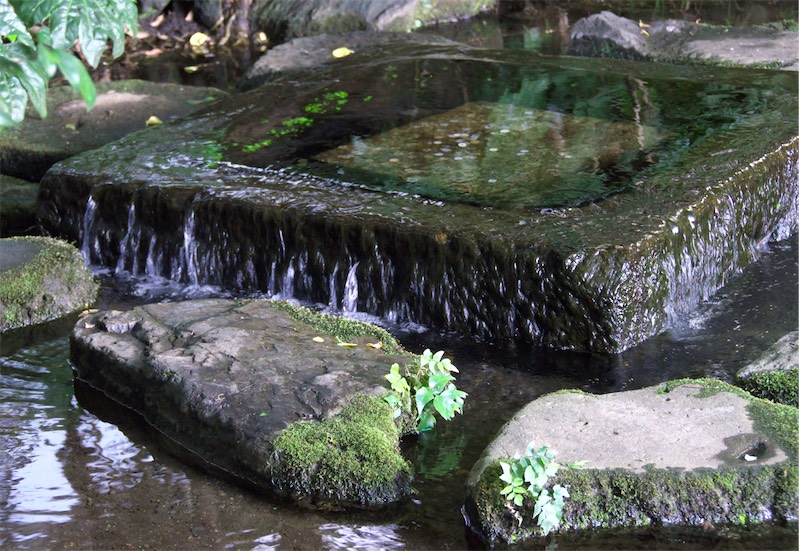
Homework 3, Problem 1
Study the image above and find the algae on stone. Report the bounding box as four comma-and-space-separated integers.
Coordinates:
0, 236, 97, 332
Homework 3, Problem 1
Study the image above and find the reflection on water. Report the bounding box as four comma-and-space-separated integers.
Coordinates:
0, 238, 796, 549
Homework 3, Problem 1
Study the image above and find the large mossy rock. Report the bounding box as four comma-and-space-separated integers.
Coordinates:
0, 80, 227, 182
70, 298, 414, 509
737, 331, 799, 407
464, 380, 798, 546
0, 236, 97, 332
38, 45, 798, 353
252, 0, 494, 42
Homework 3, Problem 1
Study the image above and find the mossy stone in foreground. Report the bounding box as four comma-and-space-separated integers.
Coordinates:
0, 236, 97, 332
464, 379, 798, 547
271, 394, 412, 509
70, 298, 414, 509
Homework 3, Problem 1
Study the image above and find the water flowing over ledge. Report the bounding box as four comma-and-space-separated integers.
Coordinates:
38, 46, 798, 353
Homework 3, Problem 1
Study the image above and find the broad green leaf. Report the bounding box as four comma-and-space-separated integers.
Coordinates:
416, 411, 435, 432
0, 0, 34, 48
415, 386, 434, 414
0, 70, 28, 125
46, 46, 96, 109
12, 0, 137, 68
0, 45, 47, 118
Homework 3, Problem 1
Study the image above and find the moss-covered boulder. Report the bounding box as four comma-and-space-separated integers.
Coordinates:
464, 379, 798, 547
736, 331, 798, 407
70, 298, 414, 509
0, 236, 97, 332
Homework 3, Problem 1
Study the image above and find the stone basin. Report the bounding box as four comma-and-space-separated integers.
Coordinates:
38, 44, 798, 353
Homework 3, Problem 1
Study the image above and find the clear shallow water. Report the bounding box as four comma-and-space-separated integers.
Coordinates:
0, 238, 796, 550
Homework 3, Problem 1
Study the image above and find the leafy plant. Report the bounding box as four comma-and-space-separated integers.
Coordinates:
384, 349, 467, 432
0, 0, 138, 128
499, 442, 586, 535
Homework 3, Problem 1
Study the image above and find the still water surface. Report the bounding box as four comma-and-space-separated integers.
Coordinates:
1, 239, 796, 549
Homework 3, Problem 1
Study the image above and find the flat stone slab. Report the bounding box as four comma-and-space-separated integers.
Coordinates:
0, 236, 97, 332
0, 174, 38, 236
464, 380, 799, 546
70, 298, 414, 509
38, 44, 798, 353
0, 80, 227, 182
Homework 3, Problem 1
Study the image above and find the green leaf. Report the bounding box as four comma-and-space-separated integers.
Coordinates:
416, 411, 436, 432
415, 386, 435, 414
12, 0, 137, 68
44, 46, 96, 109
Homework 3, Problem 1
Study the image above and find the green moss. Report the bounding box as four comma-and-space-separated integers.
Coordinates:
270, 394, 412, 509
0, 236, 97, 331
740, 369, 799, 408
266, 299, 408, 355
470, 458, 798, 545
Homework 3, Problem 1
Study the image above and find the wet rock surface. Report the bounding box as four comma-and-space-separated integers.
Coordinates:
38, 45, 798, 353
464, 380, 799, 546
239, 30, 461, 90
70, 298, 413, 509
0, 80, 227, 182
0, 236, 97, 332
569, 11, 799, 69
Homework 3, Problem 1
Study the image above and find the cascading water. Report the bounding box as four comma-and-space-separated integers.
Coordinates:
80, 196, 98, 263
343, 262, 359, 313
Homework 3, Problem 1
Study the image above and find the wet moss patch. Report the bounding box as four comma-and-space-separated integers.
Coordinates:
271, 394, 412, 509
0, 236, 97, 332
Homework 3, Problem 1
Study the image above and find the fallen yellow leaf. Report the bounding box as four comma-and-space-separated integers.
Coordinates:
146, 115, 163, 127
367, 342, 383, 350
638, 19, 650, 28
312, 336, 325, 343
337, 342, 357, 348
183, 65, 199, 73
332, 47, 354, 58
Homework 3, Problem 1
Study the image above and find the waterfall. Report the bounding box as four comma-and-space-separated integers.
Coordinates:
80, 196, 97, 263
343, 262, 359, 313
182, 208, 199, 286
115, 202, 136, 275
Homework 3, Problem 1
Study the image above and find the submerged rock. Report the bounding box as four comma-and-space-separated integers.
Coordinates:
464, 380, 798, 546
737, 331, 798, 407
70, 298, 414, 509
38, 44, 798, 353
0, 236, 97, 332
569, 11, 799, 69
0, 80, 227, 182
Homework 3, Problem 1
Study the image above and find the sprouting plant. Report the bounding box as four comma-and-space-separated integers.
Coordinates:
383, 349, 467, 432
499, 442, 586, 535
